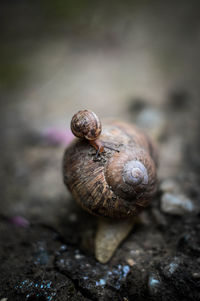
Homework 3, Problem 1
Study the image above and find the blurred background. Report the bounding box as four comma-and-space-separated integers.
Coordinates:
1, 0, 200, 124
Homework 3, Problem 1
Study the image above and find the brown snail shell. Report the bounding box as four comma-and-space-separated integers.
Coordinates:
70, 109, 102, 140
63, 120, 157, 219
63, 110, 158, 263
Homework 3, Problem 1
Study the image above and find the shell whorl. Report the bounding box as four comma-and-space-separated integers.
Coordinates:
123, 160, 148, 186
71, 109, 102, 140
105, 147, 156, 202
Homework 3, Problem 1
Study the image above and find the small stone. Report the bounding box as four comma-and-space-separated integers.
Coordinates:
192, 272, 200, 279
136, 108, 166, 140
130, 249, 141, 256
96, 278, 106, 286
161, 193, 195, 215
126, 258, 136, 266
148, 273, 161, 295
59, 245, 67, 252
160, 179, 179, 194
162, 257, 180, 277
1, 298, 8, 301
74, 254, 82, 259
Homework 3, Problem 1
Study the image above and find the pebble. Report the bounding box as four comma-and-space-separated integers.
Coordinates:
162, 257, 180, 277
192, 272, 200, 279
161, 193, 195, 215
136, 108, 166, 140
74, 254, 82, 260
160, 179, 179, 194
96, 278, 106, 286
59, 245, 67, 252
148, 273, 161, 295
126, 258, 136, 266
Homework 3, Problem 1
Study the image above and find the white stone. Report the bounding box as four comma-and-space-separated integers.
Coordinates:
160, 179, 179, 193
136, 108, 166, 140
161, 193, 195, 215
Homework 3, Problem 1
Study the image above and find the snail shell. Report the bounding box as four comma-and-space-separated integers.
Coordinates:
71, 110, 102, 140
63, 118, 158, 219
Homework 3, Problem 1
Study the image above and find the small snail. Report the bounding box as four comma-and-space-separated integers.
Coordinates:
70, 109, 118, 156
63, 110, 158, 263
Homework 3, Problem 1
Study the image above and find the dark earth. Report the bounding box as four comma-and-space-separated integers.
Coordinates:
1, 1, 200, 300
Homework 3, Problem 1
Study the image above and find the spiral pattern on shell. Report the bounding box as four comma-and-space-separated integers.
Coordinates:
63, 120, 158, 219
71, 109, 102, 140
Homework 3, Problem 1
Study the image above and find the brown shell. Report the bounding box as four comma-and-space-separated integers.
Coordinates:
70, 110, 102, 140
63, 121, 158, 219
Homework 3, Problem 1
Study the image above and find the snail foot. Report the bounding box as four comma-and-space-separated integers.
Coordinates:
95, 218, 135, 264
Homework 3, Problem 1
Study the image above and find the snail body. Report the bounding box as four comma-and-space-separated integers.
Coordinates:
63, 110, 158, 263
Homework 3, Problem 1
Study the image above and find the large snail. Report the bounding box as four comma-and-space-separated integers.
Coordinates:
63, 110, 158, 263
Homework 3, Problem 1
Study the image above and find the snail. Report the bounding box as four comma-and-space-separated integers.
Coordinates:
63, 109, 158, 263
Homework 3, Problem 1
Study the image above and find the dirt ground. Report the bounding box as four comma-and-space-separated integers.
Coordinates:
1, 1, 200, 300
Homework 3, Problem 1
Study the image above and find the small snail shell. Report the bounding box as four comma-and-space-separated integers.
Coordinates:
63, 110, 158, 262
71, 110, 102, 140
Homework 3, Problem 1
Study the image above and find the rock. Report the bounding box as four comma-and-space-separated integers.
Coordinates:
160, 179, 179, 194
136, 108, 167, 140
192, 272, 200, 279
126, 258, 136, 266
161, 257, 181, 278
148, 272, 161, 295
161, 193, 195, 215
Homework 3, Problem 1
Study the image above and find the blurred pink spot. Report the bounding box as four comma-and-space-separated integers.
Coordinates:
9, 216, 30, 228
42, 128, 74, 146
